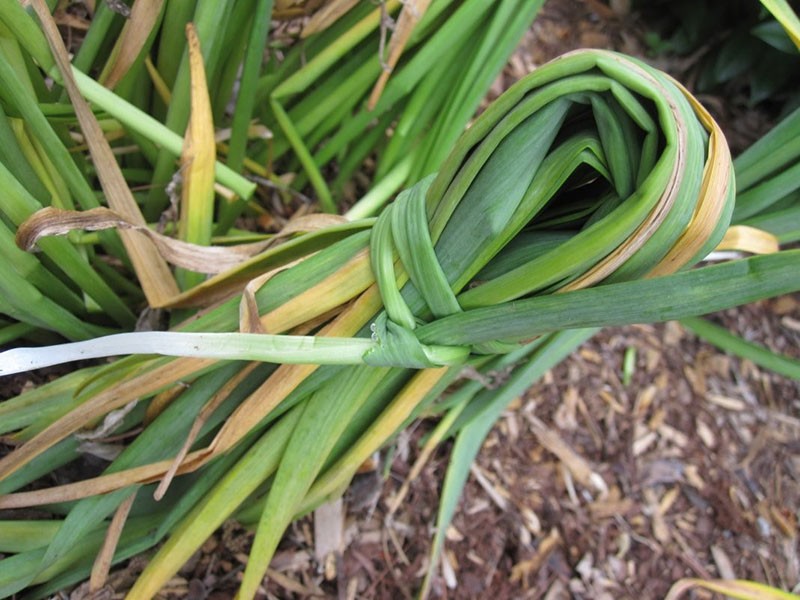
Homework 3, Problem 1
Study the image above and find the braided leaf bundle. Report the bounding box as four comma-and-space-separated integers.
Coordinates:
6, 49, 798, 599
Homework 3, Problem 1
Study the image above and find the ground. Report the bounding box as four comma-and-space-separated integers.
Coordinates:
10, 1, 800, 598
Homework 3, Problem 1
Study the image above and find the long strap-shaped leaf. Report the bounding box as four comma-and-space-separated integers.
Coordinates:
2, 248, 798, 376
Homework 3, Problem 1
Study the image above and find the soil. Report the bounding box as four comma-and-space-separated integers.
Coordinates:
8, 1, 800, 599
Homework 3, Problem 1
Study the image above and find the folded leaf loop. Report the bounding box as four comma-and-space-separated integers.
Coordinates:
362, 313, 469, 368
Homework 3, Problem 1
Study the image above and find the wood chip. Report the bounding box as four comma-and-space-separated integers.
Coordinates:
314, 498, 344, 562
773, 295, 799, 314
781, 316, 800, 333
663, 321, 685, 345
641, 458, 685, 486
519, 523, 532, 547
615, 532, 631, 559
599, 390, 626, 414
633, 385, 657, 418
543, 579, 570, 600
589, 498, 636, 520
658, 487, 680, 515
563, 464, 579, 505
442, 550, 458, 589
633, 429, 657, 456
323, 552, 336, 581
684, 365, 706, 396
521, 507, 543, 535
504, 412, 520, 442
445, 525, 464, 542
265, 569, 320, 596
579, 348, 602, 363
470, 464, 509, 511
527, 415, 607, 495
695, 418, 716, 448
706, 394, 747, 411
507, 396, 523, 411
270, 550, 312, 573
644, 489, 671, 544
345, 577, 359, 600
710, 545, 736, 580
648, 407, 667, 431
657, 423, 689, 448
554, 386, 579, 430
684, 465, 706, 490
645, 348, 661, 372
770, 506, 798, 538
466, 498, 490, 515
510, 528, 561, 585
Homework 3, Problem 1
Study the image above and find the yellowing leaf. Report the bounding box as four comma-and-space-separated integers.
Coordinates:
301, 0, 359, 37
665, 578, 800, 600
180, 22, 216, 246
143, 55, 172, 105
645, 78, 733, 278
100, 0, 166, 89
716, 225, 780, 255
178, 22, 217, 289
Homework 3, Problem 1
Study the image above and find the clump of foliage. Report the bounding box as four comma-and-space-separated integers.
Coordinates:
0, 1, 799, 599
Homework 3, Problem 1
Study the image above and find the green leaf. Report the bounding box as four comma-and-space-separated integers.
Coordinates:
680, 316, 800, 379
752, 19, 799, 53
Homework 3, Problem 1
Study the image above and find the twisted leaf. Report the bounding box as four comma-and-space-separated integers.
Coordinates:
1, 50, 774, 599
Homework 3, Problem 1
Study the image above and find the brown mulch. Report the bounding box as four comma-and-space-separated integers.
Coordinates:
9, 1, 800, 599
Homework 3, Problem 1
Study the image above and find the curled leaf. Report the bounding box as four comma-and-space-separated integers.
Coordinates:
17, 206, 348, 277
17, 206, 269, 274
